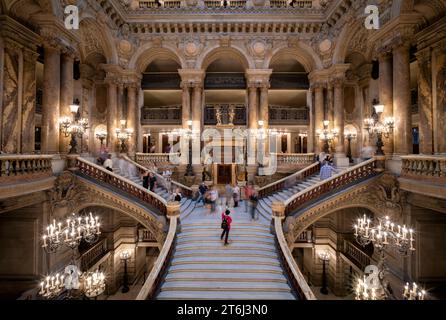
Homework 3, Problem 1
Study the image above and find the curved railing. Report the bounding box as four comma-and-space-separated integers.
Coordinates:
258, 162, 320, 198
274, 153, 315, 166
136, 215, 178, 300
401, 155, 446, 180
123, 155, 193, 198
274, 216, 316, 300
76, 157, 167, 215
135, 153, 180, 167
0, 154, 53, 182
284, 158, 377, 216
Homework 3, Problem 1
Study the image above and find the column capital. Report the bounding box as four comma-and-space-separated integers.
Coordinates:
245, 69, 272, 88
22, 47, 40, 63
178, 69, 205, 88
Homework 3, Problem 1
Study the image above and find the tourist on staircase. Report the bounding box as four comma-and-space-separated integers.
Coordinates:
142, 170, 150, 189
225, 183, 233, 207
197, 182, 208, 207
320, 160, 338, 181
103, 154, 113, 172
209, 186, 219, 214
244, 183, 254, 213
149, 172, 157, 192
249, 190, 259, 221
220, 209, 232, 245
173, 188, 182, 202
232, 183, 240, 208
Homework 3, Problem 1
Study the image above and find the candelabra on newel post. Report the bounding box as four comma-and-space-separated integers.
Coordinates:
344, 129, 357, 164
120, 251, 130, 293
316, 120, 339, 154
96, 132, 107, 148
115, 120, 133, 153
319, 250, 330, 295
185, 120, 194, 177
60, 99, 89, 154
364, 100, 395, 155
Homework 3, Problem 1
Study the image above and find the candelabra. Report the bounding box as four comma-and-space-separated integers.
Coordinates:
184, 120, 194, 177
96, 131, 107, 148
39, 273, 65, 299
120, 251, 130, 293
344, 129, 357, 164
316, 120, 339, 153
364, 100, 395, 155
83, 270, 106, 299
319, 250, 330, 295
354, 214, 415, 256
355, 274, 384, 300
42, 212, 101, 253
116, 120, 133, 153
60, 99, 89, 154
403, 282, 426, 300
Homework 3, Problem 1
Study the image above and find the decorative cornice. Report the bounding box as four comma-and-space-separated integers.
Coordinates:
0, 15, 41, 51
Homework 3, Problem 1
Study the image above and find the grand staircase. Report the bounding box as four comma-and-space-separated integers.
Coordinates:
156, 207, 296, 300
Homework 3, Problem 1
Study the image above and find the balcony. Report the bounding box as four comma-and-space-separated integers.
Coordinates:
136, 0, 314, 10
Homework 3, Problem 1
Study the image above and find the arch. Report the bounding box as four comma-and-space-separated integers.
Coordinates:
129, 44, 185, 72
78, 18, 118, 64
266, 42, 322, 72
333, 20, 365, 65
197, 45, 253, 70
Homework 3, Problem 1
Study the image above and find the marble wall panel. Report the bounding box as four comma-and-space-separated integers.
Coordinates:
21, 53, 36, 153
435, 51, 446, 153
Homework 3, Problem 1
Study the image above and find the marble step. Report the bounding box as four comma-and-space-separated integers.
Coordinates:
164, 272, 287, 283
175, 242, 276, 251
160, 281, 291, 292
176, 235, 275, 245
178, 230, 274, 239
174, 249, 277, 258
171, 256, 281, 266
168, 263, 284, 274
180, 224, 270, 232
156, 290, 295, 300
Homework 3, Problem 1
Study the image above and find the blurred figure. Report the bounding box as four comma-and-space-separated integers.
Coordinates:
149, 172, 157, 192
142, 170, 150, 189
197, 182, 208, 207
208, 185, 219, 214
320, 161, 337, 181
225, 183, 233, 207
232, 183, 240, 208
103, 154, 113, 172
249, 190, 259, 221
244, 183, 254, 213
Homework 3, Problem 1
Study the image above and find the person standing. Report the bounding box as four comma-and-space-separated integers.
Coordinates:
244, 183, 254, 213
209, 186, 219, 214
249, 190, 259, 221
197, 182, 208, 206
232, 183, 240, 208
149, 172, 157, 192
225, 183, 233, 207
103, 154, 113, 172
142, 171, 150, 189
220, 209, 232, 245
319, 161, 337, 181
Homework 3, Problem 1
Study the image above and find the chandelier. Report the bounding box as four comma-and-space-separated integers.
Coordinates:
83, 270, 106, 298
39, 273, 65, 299
115, 120, 133, 153
316, 120, 339, 153
363, 100, 395, 155
354, 214, 415, 255
42, 212, 101, 253
403, 282, 426, 300
355, 275, 385, 300
60, 100, 89, 154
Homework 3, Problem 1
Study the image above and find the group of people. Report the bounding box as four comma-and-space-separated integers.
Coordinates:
196, 183, 219, 213
318, 151, 338, 180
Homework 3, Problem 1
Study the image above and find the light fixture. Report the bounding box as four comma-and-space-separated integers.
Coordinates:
258, 120, 264, 127
344, 128, 357, 163
187, 120, 193, 127
120, 251, 131, 293
316, 120, 339, 153
318, 250, 330, 295
60, 99, 88, 154
116, 120, 133, 153
96, 132, 107, 148
364, 99, 395, 155
83, 270, 106, 299
403, 282, 426, 300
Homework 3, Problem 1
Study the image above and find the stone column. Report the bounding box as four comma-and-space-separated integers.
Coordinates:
416, 49, 434, 154
191, 84, 203, 170
0, 41, 21, 153
433, 42, 446, 154
333, 78, 349, 167
41, 45, 61, 154
379, 52, 394, 154
259, 85, 269, 128
81, 79, 93, 155
313, 84, 324, 154
247, 85, 259, 170
59, 53, 74, 153
118, 84, 125, 122
181, 82, 191, 129
127, 84, 137, 156
107, 81, 118, 153
327, 83, 334, 125
21, 49, 38, 153
393, 44, 412, 155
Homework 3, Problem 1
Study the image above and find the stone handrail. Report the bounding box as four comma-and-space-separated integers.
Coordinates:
274, 153, 315, 165
274, 216, 316, 300
0, 154, 53, 183
136, 215, 178, 300
80, 238, 108, 271
136, 153, 180, 166
258, 162, 320, 198
126, 155, 193, 197
343, 240, 370, 271
76, 157, 167, 215
284, 158, 377, 216
401, 155, 446, 180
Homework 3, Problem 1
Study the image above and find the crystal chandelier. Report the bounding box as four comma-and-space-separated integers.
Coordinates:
42, 212, 101, 253
354, 214, 415, 256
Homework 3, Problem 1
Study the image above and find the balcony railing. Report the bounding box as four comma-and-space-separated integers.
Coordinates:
136, 0, 314, 10
76, 157, 167, 215
401, 155, 446, 180
275, 153, 315, 165
136, 153, 180, 168
342, 240, 370, 270
0, 154, 53, 183
284, 158, 378, 216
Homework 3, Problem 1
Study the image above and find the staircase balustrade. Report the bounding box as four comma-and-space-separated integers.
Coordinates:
126, 154, 193, 197
284, 158, 377, 216
80, 238, 108, 271
258, 162, 320, 198
401, 155, 446, 180
76, 158, 167, 215
342, 240, 370, 271
136, 153, 179, 167
274, 153, 315, 165
136, 216, 178, 300
0, 154, 53, 183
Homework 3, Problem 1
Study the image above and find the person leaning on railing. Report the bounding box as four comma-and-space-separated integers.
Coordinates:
103, 154, 113, 172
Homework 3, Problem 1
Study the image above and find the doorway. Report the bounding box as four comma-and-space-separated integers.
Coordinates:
217, 164, 232, 185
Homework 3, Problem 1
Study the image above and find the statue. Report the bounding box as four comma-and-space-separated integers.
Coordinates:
228, 105, 235, 125
215, 106, 222, 125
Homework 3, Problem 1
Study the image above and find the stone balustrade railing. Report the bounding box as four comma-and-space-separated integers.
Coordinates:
342, 240, 370, 271
137, 0, 314, 10
80, 238, 108, 271
76, 157, 168, 215
401, 155, 446, 180
258, 162, 320, 198
135, 153, 180, 167
284, 158, 377, 216
136, 215, 178, 300
274, 216, 316, 300
275, 153, 315, 165
0, 154, 53, 183
123, 154, 193, 198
